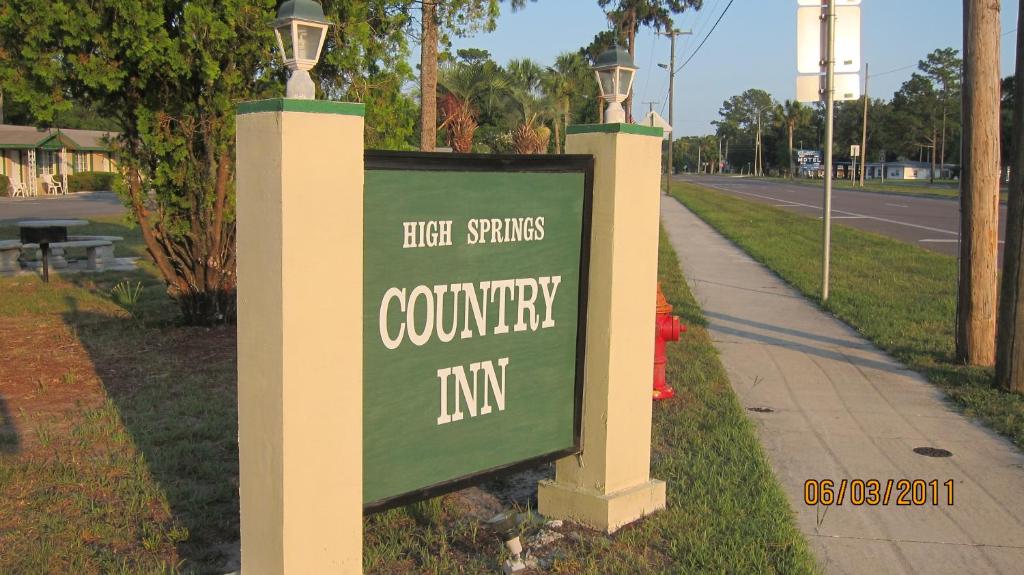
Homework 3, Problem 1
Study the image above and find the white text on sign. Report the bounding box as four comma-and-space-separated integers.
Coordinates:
402, 217, 546, 248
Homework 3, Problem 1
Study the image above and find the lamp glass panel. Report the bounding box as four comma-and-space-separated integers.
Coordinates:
617, 69, 634, 97
277, 24, 294, 61
598, 69, 615, 98
297, 24, 323, 61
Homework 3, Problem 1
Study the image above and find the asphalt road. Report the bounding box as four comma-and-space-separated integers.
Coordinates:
0, 192, 125, 223
681, 175, 1006, 260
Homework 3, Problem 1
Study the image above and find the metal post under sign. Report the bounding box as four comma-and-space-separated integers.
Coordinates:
821, 1, 836, 302
851, 144, 860, 182
795, 0, 861, 303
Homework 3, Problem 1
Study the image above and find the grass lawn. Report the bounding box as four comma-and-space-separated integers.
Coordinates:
0, 217, 817, 573
672, 181, 1024, 450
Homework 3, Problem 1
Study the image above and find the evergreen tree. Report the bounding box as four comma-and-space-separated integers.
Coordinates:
0, 0, 410, 324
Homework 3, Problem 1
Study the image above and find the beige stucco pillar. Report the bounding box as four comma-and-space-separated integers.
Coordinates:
538, 123, 666, 533
236, 99, 365, 574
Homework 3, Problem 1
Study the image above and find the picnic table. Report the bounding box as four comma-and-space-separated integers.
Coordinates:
17, 219, 88, 282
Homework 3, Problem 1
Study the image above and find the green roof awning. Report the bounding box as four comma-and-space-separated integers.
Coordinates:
37, 131, 81, 150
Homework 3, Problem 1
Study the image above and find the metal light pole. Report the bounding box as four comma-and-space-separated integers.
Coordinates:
821, 1, 836, 303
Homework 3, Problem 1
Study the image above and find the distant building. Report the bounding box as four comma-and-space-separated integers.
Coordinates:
862, 160, 956, 180
0, 124, 118, 195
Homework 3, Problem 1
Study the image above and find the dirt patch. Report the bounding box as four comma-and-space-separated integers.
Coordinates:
85, 322, 237, 396
0, 312, 239, 573
0, 313, 189, 573
0, 316, 108, 451
480, 463, 555, 508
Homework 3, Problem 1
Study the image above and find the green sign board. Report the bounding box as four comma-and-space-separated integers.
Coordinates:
363, 152, 593, 511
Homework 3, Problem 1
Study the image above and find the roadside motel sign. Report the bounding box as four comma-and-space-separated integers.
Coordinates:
362, 151, 594, 511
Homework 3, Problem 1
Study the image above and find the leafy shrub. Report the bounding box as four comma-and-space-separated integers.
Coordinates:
68, 171, 116, 192
0, 174, 9, 196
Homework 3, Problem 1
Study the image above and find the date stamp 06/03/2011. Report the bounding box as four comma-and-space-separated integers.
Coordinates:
804, 479, 955, 507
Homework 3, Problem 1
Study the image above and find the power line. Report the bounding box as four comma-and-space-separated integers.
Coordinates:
872, 27, 1016, 78
677, 0, 735, 72
686, 0, 721, 54
871, 63, 916, 78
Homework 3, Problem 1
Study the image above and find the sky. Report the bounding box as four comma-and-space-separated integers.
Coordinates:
435, 0, 1020, 137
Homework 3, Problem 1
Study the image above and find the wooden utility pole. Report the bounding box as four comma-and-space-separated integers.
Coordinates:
997, 3, 1024, 392
419, 0, 438, 151
755, 110, 763, 176
930, 127, 938, 184
957, 0, 1000, 365
859, 63, 869, 186
941, 92, 949, 179
659, 29, 690, 191
665, 31, 676, 190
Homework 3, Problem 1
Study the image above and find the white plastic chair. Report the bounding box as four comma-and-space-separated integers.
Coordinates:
9, 182, 28, 198
41, 174, 64, 195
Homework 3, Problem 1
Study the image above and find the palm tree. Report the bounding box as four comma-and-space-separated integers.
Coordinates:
506, 58, 551, 154
437, 61, 508, 152
419, 0, 536, 151
781, 100, 812, 178
506, 58, 544, 95
543, 52, 590, 153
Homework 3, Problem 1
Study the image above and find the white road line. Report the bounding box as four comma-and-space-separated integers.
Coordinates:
704, 183, 959, 236
818, 216, 866, 219
886, 203, 910, 208
772, 203, 797, 207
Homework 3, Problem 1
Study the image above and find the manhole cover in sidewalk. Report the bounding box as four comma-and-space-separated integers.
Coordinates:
913, 447, 953, 458
747, 406, 774, 413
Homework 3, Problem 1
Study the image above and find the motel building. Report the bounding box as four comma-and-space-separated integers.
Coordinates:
0, 124, 118, 195
800, 159, 958, 181
861, 160, 958, 180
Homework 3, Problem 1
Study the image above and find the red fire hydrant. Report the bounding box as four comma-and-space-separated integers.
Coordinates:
654, 283, 684, 400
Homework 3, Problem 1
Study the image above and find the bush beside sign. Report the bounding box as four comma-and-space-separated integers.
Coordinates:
362, 152, 594, 511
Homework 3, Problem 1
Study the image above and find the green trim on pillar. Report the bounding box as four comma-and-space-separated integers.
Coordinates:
566, 123, 663, 138
236, 98, 366, 117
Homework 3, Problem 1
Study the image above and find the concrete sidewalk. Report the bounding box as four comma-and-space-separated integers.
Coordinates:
661, 196, 1024, 574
